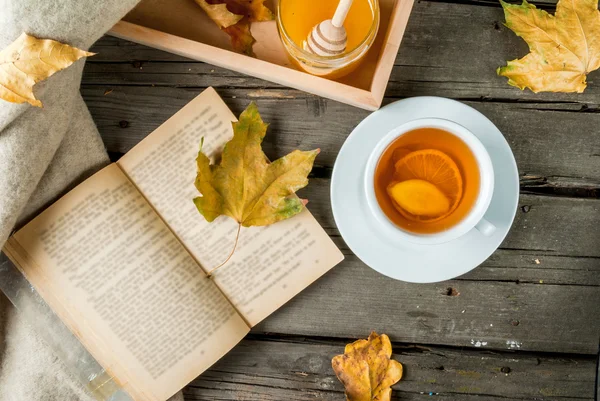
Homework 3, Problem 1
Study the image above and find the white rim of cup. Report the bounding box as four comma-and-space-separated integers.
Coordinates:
363, 118, 495, 245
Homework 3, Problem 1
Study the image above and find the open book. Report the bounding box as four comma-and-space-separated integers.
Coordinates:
3, 88, 343, 401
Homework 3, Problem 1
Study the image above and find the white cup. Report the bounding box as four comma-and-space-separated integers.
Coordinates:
364, 118, 495, 245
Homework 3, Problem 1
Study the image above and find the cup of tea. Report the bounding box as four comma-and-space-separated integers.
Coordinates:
364, 118, 495, 245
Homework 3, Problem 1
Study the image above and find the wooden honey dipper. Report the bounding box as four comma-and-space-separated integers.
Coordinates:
304, 0, 354, 56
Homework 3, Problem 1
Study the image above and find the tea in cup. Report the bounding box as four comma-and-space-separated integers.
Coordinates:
364, 118, 495, 245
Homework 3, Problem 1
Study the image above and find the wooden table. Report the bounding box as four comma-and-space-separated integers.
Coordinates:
83, 1, 600, 398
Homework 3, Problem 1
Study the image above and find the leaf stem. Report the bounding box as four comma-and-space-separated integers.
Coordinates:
206, 223, 242, 278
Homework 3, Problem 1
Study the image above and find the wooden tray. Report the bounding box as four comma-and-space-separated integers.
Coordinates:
108, 0, 414, 110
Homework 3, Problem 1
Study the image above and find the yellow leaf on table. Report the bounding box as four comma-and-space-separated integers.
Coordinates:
194, 0, 274, 56
0, 33, 94, 107
194, 102, 319, 228
332, 332, 403, 401
497, 0, 600, 93
194, 1, 243, 29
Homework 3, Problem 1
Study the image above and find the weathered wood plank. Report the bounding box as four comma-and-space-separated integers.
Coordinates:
81, 85, 600, 191
89, 36, 188, 62
462, 249, 600, 286
252, 253, 600, 354
502, 196, 600, 258
331, 235, 600, 286
184, 337, 596, 400
82, 60, 269, 88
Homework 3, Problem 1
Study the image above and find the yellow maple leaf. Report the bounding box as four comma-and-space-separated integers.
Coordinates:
194, 102, 318, 221
332, 332, 403, 401
0, 33, 94, 107
194, 0, 274, 56
497, 0, 600, 93
194, 102, 318, 275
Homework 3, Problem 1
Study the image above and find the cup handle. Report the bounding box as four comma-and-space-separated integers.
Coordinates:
475, 218, 496, 237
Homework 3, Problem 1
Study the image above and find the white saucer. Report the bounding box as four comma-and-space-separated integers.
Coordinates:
330, 97, 519, 283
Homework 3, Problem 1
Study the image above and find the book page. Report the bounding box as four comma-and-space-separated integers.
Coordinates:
118, 87, 344, 326
4, 164, 249, 401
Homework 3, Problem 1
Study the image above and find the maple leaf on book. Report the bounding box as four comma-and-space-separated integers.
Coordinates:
497, 0, 600, 93
194, 102, 319, 275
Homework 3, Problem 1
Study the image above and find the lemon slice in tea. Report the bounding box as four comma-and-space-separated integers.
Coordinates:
392, 149, 463, 221
387, 179, 451, 219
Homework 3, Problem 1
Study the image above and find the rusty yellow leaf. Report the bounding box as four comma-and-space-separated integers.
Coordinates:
0, 33, 94, 107
332, 332, 403, 401
194, 0, 274, 56
194, 102, 319, 228
194, 1, 243, 29
497, 0, 600, 93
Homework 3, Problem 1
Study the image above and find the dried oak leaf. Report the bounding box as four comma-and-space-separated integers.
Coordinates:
194, 0, 274, 56
194, 102, 319, 227
497, 0, 600, 93
332, 332, 403, 401
0, 33, 94, 107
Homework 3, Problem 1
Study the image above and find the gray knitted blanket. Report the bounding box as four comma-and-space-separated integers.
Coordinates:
0, 1, 182, 400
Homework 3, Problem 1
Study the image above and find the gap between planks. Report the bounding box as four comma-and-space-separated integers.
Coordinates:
244, 332, 597, 359
422, 0, 561, 10
182, 334, 597, 401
